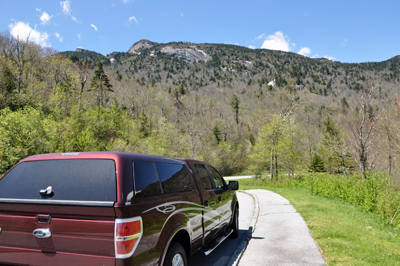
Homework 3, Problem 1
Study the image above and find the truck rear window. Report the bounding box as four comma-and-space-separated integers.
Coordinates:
0, 159, 116, 205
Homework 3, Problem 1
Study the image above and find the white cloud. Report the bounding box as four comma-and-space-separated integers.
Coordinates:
298, 47, 311, 56
257, 33, 265, 40
341, 39, 348, 47
60, 0, 79, 22
323, 55, 336, 61
129, 16, 138, 23
40, 11, 53, 25
9, 21, 50, 46
261, 31, 290, 52
60, 0, 71, 15
310, 54, 336, 61
91, 24, 98, 31
181, 13, 184, 17
55, 32, 62, 42
77, 33, 81, 39
249, 45, 256, 49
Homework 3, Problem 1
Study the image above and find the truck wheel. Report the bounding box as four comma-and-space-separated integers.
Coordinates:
229, 206, 239, 238
164, 242, 187, 266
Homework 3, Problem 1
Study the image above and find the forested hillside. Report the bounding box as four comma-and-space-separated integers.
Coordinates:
1, 33, 400, 180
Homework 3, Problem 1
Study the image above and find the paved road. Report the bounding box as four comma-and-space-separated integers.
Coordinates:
224, 176, 253, 180
188, 191, 255, 266
189, 189, 326, 266
239, 190, 326, 266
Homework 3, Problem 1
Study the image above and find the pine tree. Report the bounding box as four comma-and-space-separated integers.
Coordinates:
229, 93, 240, 124
309, 154, 326, 172
89, 61, 113, 108
212, 125, 221, 144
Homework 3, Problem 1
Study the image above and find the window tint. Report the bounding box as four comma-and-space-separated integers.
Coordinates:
0, 160, 116, 202
209, 166, 224, 189
133, 161, 162, 198
156, 163, 193, 194
194, 164, 213, 190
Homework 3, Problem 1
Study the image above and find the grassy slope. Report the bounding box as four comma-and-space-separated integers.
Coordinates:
238, 180, 400, 265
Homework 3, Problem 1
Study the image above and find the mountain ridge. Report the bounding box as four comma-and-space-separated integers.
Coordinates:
60, 39, 400, 103
63, 39, 400, 65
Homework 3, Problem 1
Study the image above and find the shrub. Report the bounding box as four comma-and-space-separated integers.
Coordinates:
251, 172, 400, 227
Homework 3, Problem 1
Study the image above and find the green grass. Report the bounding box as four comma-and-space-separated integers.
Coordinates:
236, 178, 400, 265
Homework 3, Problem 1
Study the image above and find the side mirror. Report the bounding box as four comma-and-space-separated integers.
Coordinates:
228, 181, 239, 190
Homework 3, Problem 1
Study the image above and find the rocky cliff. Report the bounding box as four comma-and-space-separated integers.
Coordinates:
127, 39, 154, 54
160, 46, 211, 63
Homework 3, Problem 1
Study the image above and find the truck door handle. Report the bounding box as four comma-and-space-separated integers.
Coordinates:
36, 214, 51, 224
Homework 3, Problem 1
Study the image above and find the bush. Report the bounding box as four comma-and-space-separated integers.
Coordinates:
245, 171, 400, 227
303, 172, 400, 225
0, 107, 56, 174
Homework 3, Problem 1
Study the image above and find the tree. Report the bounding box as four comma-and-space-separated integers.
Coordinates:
321, 115, 352, 173
341, 97, 349, 112
282, 117, 302, 176
249, 115, 287, 179
380, 109, 400, 184
229, 93, 240, 125
44, 54, 80, 116
0, 31, 36, 94
349, 88, 380, 178
89, 61, 113, 108
0, 55, 16, 91
0, 60, 16, 94
212, 124, 222, 144
309, 154, 326, 172
76, 60, 93, 110
138, 114, 150, 138
207, 54, 221, 68
0, 55, 18, 110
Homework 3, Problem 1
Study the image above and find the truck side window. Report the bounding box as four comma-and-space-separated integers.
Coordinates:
156, 163, 193, 194
133, 161, 162, 198
208, 166, 224, 190
194, 164, 213, 190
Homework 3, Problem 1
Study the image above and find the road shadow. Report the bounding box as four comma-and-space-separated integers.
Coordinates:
188, 229, 248, 266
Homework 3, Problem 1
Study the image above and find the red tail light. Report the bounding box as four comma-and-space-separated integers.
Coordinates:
115, 217, 143, 259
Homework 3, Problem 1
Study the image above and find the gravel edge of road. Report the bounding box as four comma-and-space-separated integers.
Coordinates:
227, 190, 260, 266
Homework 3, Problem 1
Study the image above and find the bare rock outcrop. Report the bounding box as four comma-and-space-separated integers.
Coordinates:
160, 46, 211, 63
128, 39, 154, 54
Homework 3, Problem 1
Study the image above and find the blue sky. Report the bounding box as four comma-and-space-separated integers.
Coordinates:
1, 0, 399, 63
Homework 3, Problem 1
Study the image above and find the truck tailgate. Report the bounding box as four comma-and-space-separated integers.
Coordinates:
0, 203, 115, 266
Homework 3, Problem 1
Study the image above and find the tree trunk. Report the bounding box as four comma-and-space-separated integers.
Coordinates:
270, 149, 274, 180
235, 109, 239, 124
17, 72, 21, 94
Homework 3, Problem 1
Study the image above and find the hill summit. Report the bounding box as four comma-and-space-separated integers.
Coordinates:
127, 39, 154, 54
127, 39, 212, 63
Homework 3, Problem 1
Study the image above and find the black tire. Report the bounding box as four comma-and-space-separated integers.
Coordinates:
229, 206, 239, 239
163, 242, 187, 266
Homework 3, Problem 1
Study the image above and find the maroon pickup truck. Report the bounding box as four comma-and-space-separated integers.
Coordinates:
0, 152, 239, 266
